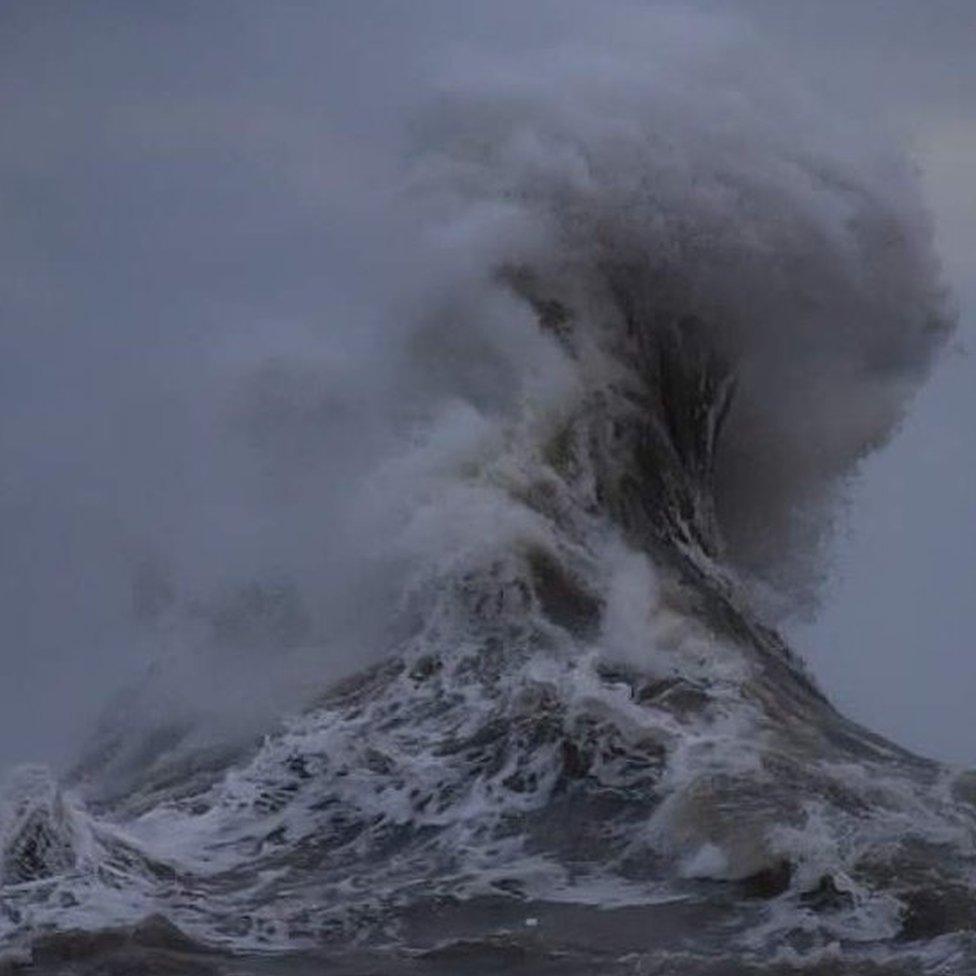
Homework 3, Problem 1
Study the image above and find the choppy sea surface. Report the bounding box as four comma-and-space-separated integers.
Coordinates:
3, 25, 973, 976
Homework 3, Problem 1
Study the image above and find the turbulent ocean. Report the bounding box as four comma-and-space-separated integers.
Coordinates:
2, 8, 974, 975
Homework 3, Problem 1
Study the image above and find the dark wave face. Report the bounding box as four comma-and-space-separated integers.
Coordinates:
1, 12, 973, 976
411, 50, 951, 603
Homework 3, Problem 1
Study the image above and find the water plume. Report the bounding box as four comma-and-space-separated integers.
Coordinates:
1, 9, 970, 974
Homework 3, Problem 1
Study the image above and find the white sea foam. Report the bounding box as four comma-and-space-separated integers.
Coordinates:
0, 8, 969, 973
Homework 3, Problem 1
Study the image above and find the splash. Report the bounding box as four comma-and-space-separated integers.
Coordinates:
408, 40, 951, 604
1, 15, 971, 976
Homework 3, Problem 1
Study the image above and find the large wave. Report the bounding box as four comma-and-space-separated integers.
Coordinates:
1, 14, 971, 976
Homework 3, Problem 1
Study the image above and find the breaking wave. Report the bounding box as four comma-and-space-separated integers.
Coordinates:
2, 20, 971, 976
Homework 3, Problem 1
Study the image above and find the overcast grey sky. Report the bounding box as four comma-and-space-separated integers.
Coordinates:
1, 2, 973, 771
731, 1, 976, 763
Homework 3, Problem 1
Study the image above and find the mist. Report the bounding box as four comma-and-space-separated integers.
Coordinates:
1, 0, 973, 780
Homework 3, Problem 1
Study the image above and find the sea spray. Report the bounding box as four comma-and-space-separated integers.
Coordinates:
1, 11, 971, 974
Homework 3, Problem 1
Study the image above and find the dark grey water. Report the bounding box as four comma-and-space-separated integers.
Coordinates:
3, 8, 974, 976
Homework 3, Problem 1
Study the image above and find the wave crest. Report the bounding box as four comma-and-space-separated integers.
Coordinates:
411, 44, 952, 602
